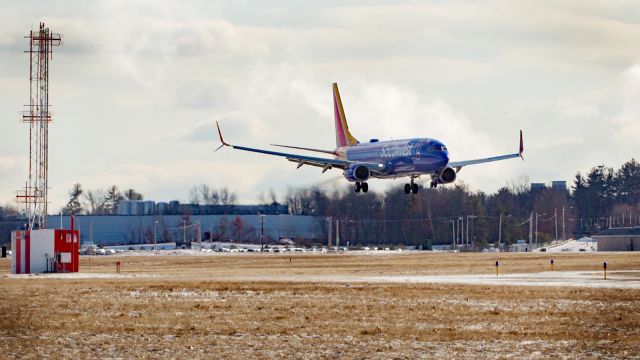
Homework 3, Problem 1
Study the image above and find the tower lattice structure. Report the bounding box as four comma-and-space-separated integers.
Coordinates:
16, 22, 62, 230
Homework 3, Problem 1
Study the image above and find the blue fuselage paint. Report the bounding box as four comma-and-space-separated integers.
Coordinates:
339, 138, 450, 180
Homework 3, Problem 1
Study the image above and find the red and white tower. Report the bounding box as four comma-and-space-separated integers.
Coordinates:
16, 22, 62, 230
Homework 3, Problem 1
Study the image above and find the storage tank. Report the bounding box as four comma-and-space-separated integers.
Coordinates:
169, 200, 180, 215
157, 202, 169, 215
143, 200, 155, 215
117, 200, 131, 216
130, 200, 144, 216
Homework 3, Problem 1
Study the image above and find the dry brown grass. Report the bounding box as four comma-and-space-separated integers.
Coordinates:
1, 252, 639, 359
1, 251, 633, 278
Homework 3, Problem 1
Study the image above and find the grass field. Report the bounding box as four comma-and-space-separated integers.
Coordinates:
1, 252, 639, 358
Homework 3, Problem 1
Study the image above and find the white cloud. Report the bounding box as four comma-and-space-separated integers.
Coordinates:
610, 63, 640, 142
2, 1, 640, 210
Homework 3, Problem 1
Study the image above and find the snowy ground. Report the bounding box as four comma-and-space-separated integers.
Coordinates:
3, 272, 157, 279
535, 238, 597, 253
6, 269, 640, 289
367, 270, 640, 289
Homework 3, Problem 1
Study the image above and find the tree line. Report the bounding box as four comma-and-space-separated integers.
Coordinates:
284, 159, 640, 248
59, 184, 238, 215
50, 158, 640, 248
61, 184, 143, 215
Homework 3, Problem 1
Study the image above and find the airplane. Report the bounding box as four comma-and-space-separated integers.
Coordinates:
215, 83, 523, 194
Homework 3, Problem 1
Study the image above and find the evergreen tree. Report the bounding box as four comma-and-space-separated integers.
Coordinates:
63, 183, 84, 215
104, 185, 124, 214
124, 188, 144, 201
614, 158, 640, 205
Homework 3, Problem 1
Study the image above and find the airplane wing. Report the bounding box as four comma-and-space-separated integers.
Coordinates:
215, 122, 383, 173
448, 130, 524, 170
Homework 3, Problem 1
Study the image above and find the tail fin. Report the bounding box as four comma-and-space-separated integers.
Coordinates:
333, 83, 359, 148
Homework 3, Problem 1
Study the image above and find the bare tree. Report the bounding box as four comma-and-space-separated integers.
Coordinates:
84, 189, 107, 215
269, 189, 279, 205
188, 186, 202, 205
189, 184, 231, 205
0, 203, 21, 217
199, 184, 213, 204
219, 187, 236, 205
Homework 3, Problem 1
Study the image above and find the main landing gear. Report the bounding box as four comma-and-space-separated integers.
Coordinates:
354, 181, 369, 193
429, 181, 438, 189
404, 178, 419, 194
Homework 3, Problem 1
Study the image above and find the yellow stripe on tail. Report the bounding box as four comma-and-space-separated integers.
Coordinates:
333, 83, 359, 148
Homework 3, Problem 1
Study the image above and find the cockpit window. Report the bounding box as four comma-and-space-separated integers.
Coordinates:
422, 144, 447, 153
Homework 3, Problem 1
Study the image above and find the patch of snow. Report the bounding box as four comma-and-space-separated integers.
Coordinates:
367, 270, 640, 289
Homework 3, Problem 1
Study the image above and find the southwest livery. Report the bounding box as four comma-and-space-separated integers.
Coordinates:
216, 83, 523, 194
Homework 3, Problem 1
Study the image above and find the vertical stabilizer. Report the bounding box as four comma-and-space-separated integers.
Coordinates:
333, 83, 359, 148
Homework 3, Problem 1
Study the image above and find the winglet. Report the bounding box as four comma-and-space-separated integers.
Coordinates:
215, 121, 230, 152
518, 130, 524, 160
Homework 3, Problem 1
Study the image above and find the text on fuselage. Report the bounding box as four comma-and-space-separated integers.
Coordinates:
381, 144, 414, 158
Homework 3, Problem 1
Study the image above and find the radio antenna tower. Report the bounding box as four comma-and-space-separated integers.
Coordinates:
16, 22, 62, 230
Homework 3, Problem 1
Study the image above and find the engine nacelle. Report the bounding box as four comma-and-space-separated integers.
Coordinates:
437, 166, 457, 184
344, 164, 370, 182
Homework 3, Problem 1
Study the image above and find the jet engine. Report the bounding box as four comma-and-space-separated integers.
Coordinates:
437, 166, 457, 184
344, 164, 370, 182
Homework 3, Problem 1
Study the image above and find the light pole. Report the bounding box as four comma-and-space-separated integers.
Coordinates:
327, 216, 332, 248
458, 217, 463, 248
562, 206, 565, 241
449, 219, 455, 250
259, 214, 266, 252
561, 206, 573, 241
535, 213, 546, 246
498, 213, 502, 250
335, 219, 340, 250
466, 215, 477, 249
154, 220, 158, 252
554, 208, 558, 241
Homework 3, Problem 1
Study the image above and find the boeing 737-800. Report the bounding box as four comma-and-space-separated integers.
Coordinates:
216, 83, 523, 194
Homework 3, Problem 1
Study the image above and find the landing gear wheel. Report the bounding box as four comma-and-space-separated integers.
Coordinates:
430, 181, 437, 189
411, 183, 419, 194
404, 184, 411, 194
361, 182, 369, 193
354, 182, 361, 193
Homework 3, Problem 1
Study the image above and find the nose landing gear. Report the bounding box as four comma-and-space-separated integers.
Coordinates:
404, 178, 419, 194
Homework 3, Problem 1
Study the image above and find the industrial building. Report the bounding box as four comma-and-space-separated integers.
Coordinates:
47, 214, 323, 246
530, 181, 567, 192
115, 200, 289, 216
593, 227, 640, 251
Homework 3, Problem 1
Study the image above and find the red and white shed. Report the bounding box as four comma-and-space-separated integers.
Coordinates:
11, 229, 79, 274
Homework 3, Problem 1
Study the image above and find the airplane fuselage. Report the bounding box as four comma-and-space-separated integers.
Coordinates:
215, 82, 522, 195
337, 138, 450, 180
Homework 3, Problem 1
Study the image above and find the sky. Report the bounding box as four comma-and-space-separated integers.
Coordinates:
1, 0, 640, 212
